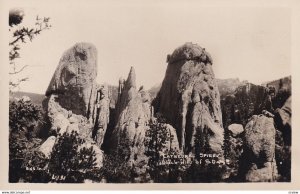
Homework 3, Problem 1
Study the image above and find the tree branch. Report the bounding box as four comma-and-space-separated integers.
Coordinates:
9, 35, 25, 46
9, 65, 28, 75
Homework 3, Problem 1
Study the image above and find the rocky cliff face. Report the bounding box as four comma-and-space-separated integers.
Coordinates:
45, 42, 98, 119
154, 42, 223, 155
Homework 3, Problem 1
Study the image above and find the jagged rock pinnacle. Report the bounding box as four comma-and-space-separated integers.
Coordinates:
126, 66, 136, 89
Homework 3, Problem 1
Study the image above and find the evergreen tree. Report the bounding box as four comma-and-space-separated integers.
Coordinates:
48, 131, 98, 183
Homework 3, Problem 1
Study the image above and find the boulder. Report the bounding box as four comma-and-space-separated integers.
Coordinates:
154, 42, 223, 155
228, 124, 244, 137
45, 42, 98, 119
242, 114, 278, 182
39, 136, 56, 158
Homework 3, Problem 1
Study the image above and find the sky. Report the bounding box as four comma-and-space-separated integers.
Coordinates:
8, 0, 291, 94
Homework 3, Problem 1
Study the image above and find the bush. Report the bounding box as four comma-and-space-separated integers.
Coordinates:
275, 130, 291, 181
48, 131, 99, 183
101, 134, 132, 183
9, 97, 43, 134
22, 150, 50, 183
9, 132, 43, 182
102, 152, 132, 183
9, 98, 44, 182
144, 115, 183, 182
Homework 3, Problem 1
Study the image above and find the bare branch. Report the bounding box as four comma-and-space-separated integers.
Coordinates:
9, 65, 28, 75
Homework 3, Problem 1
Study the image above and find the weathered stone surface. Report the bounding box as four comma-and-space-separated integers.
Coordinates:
44, 94, 93, 138
39, 136, 56, 158
45, 42, 98, 118
228, 124, 244, 137
42, 43, 110, 170
245, 162, 278, 182
242, 114, 278, 182
164, 124, 180, 152
245, 115, 276, 163
154, 42, 223, 154
275, 96, 291, 129
111, 67, 152, 162
92, 84, 110, 147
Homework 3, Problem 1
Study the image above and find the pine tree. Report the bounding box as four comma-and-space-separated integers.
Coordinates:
48, 132, 98, 183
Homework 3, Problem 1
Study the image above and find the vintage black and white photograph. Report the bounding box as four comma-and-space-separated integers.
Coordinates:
4, 0, 293, 185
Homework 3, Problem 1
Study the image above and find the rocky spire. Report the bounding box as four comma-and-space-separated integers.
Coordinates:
153, 42, 224, 155
125, 66, 136, 89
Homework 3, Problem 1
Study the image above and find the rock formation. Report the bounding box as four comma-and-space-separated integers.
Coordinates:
241, 114, 278, 182
275, 96, 291, 133
163, 124, 180, 152
45, 42, 98, 119
42, 43, 105, 167
154, 42, 224, 155
111, 67, 152, 163
92, 84, 110, 147
39, 136, 56, 158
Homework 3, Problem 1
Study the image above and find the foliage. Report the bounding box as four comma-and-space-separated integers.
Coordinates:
272, 88, 291, 110
9, 130, 43, 182
9, 97, 43, 134
182, 125, 227, 182
9, 97, 44, 182
48, 131, 98, 183
144, 114, 183, 182
22, 150, 50, 183
275, 130, 291, 182
102, 153, 132, 183
9, 9, 24, 27
102, 134, 132, 183
9, 8, 51, 90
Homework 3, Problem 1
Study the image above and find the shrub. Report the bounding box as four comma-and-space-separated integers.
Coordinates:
144, 114, 183, 182
101, 134, 132, 183
9, 97, 43, 134
22, 150, 50, 183
48, 131, 98, 183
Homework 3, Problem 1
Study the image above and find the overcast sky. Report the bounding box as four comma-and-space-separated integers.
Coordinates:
9, 1, 291, 94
